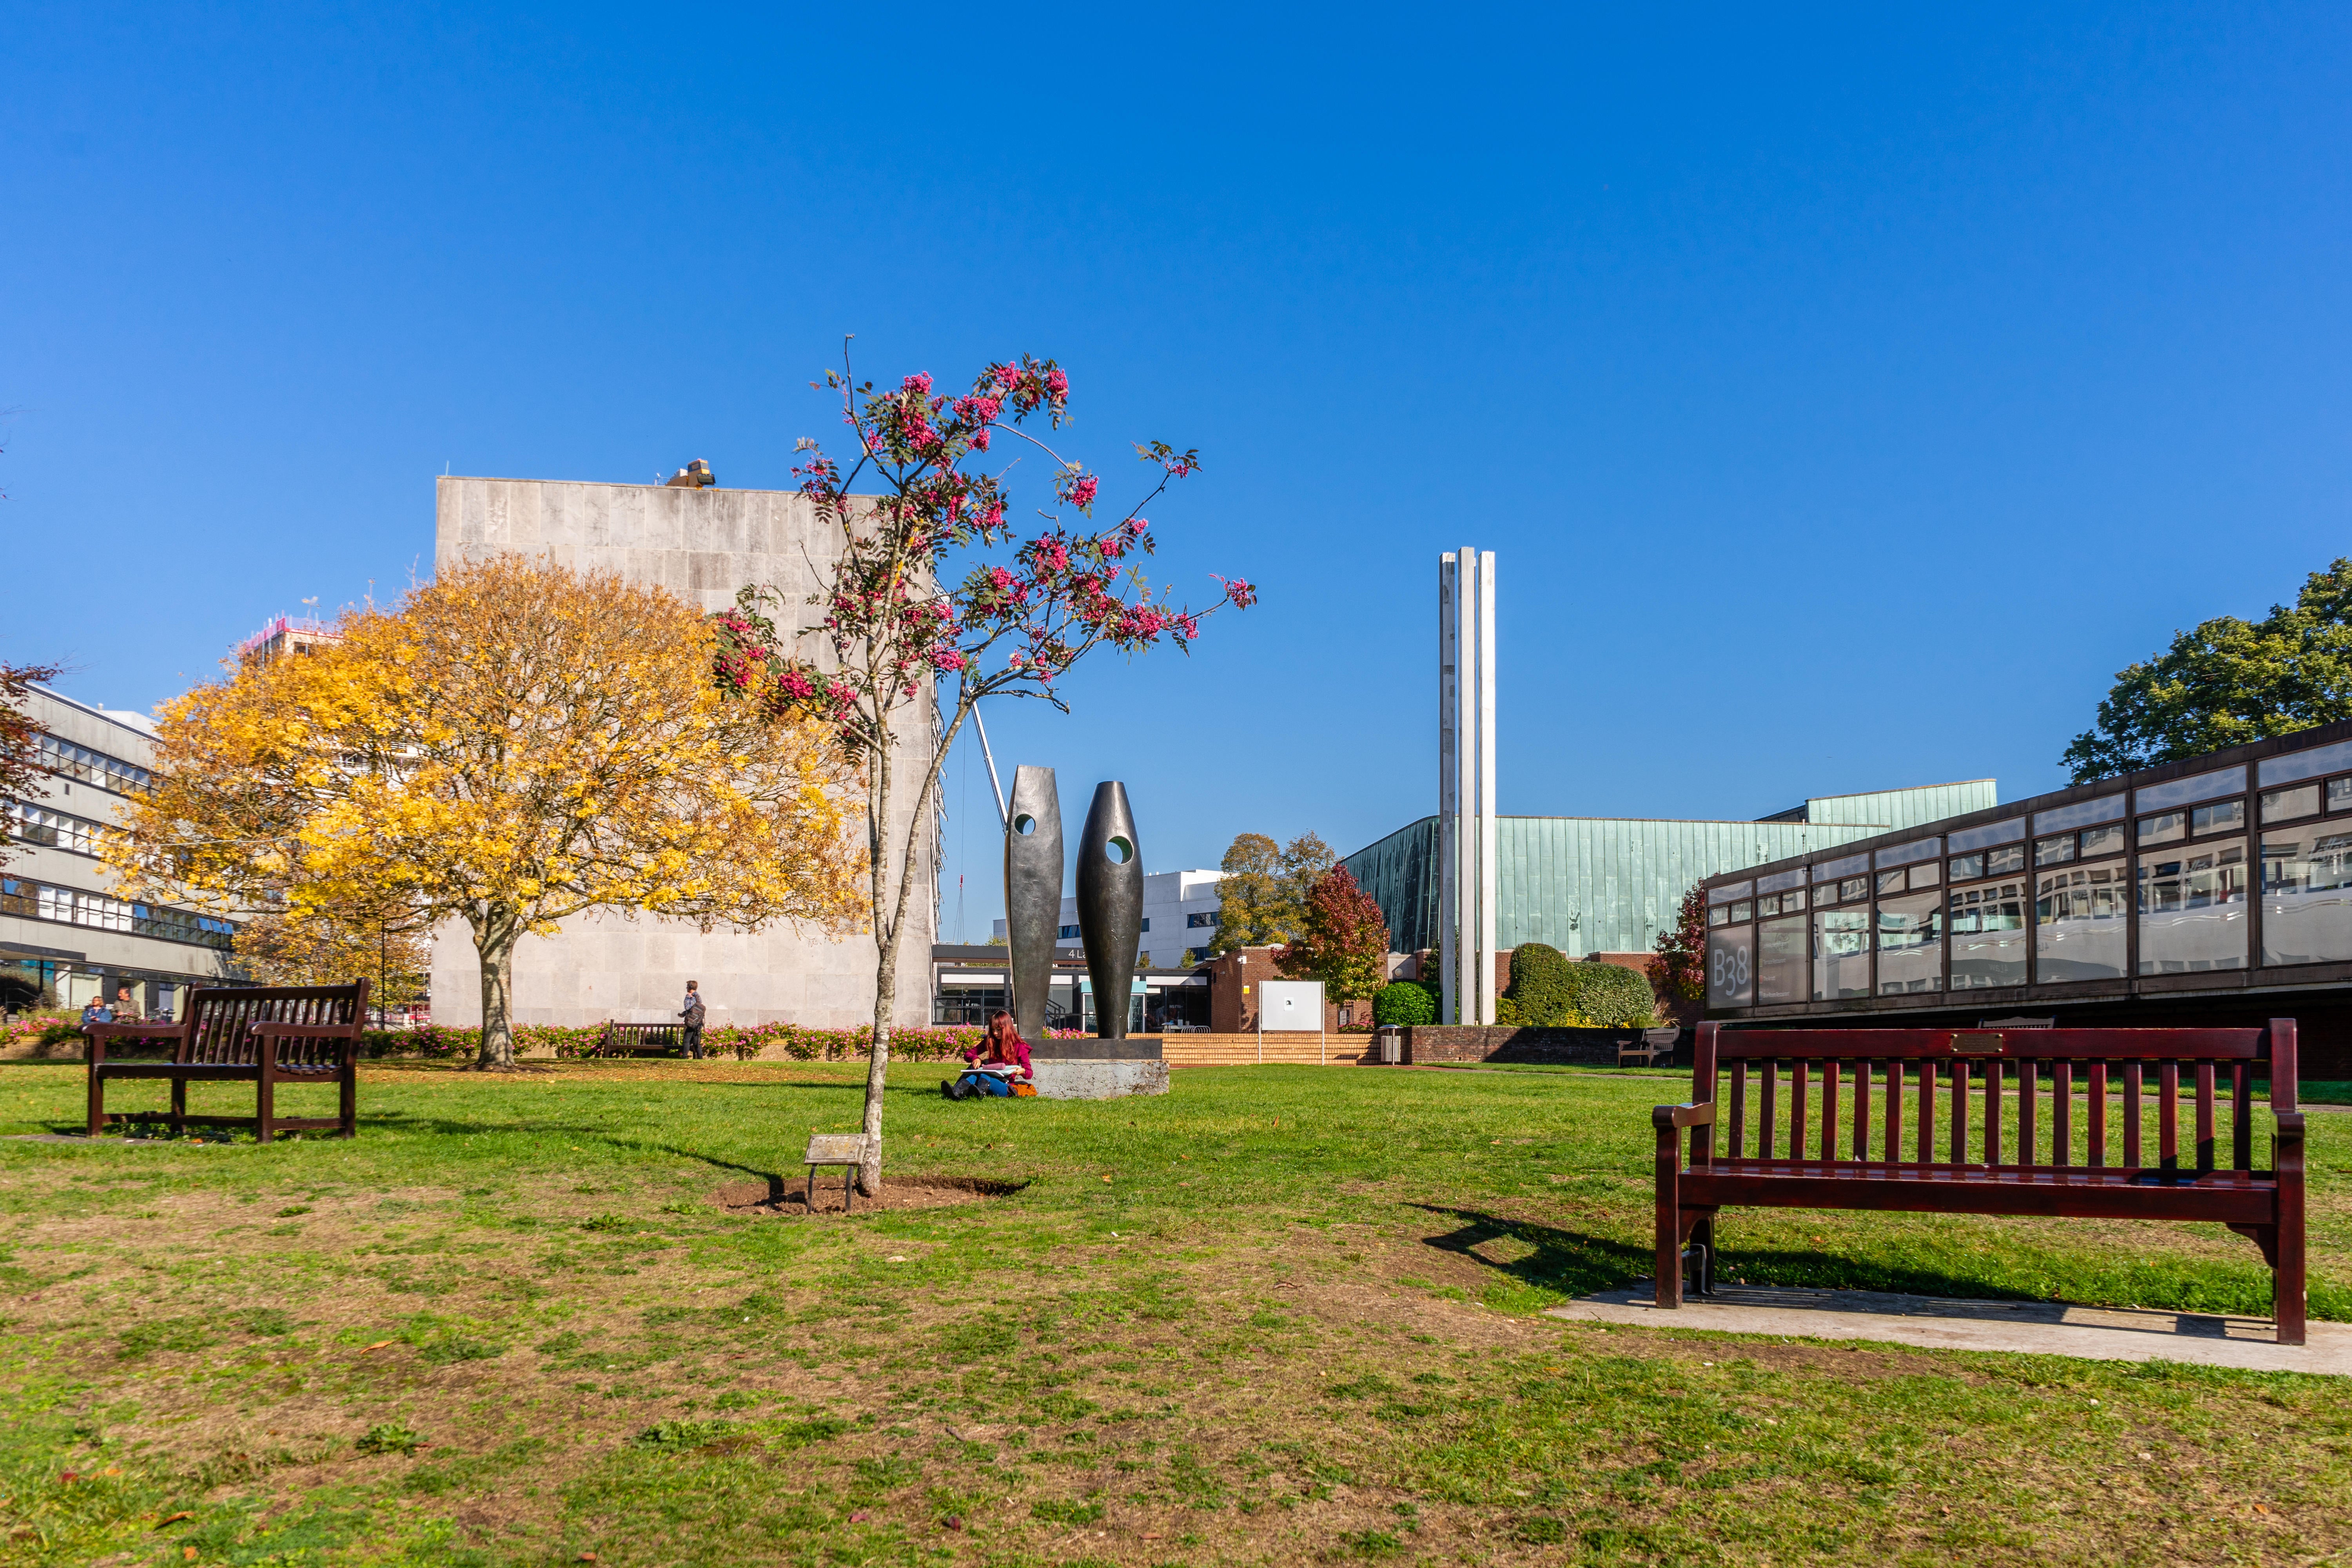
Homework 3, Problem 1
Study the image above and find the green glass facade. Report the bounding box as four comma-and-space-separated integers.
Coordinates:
1344, 780, 1995, 958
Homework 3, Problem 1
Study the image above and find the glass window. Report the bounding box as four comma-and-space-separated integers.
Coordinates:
1756, 915, 1808, 1005
2079, 824, 2127, 858
1837, 876, 1868, 902
2258, 737, 2352, 788
1876, 870, 1904, 895
2034, 834, 2076, 867
1875, 837, 1941, 869
2262, 784, 2320, 823
1707, 880, 1753, 907
1781, 887, 1806, 913
1187, 912, 1217, 928
2190, 799, 2247, 837
1058, 924, 1081, 939
1909, 861, 1940, 888
1813, 853, 1868, 885
1757, 893, 1779, 917
1729, 901, 1752, 923
1877, 891, 1943, 995
1812, 909, 1871, 1000
2035, 861, 2128, 983
1708, 905, 1728, 928
1948, 878, 2029, 991
1985, 844, 2026, 875
1949, 818, 2027, 853
1757, 868, 1805, 894
2033, 795, 2125, 833
2331, 777, 2352, 814
1949, 852, 1984, 882
2134, 764, 2247, 811
2261, 828, 2352, 967
2137, 840, 2248, 975
1707, 923, 1754, 1008
2139, 811, 2184, 846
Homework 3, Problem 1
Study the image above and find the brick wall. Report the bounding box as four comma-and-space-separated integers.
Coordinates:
1399, 1025, 1670, 1067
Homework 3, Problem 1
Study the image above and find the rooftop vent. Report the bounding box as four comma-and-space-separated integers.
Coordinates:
663, 459, 715, 488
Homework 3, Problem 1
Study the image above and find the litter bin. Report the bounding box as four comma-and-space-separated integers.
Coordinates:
1375, 1026, 1404, 1064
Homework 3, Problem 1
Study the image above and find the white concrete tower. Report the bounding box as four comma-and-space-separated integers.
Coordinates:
1438, 548, 1498, 1025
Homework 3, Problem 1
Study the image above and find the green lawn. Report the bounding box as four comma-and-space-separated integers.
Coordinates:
0, 1058, 2346, 1566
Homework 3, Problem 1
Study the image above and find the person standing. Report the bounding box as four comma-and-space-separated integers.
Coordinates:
679, 980, 706, 1060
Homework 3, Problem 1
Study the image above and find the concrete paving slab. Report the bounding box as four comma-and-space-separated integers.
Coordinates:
1548, 1285, 2348, 1375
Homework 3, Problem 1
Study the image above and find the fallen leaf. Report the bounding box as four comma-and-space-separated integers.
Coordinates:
943, 1515, 963, 1531
849, 1510, 871, 1523
1100, 1175, 1113, 1183
102, 1466, 121, 1477
361, 1341, 395, 1352
183, 1550, 198, 1563
578, 1554, 598, 1563
155, 1512, 193, 1527
58, 1471, 79, 1483
2255, 1503, 2271, 1514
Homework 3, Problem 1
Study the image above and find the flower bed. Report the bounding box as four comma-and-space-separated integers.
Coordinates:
356, 1022, 1086, 1062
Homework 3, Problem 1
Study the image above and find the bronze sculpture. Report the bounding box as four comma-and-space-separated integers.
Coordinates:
1002, 765, 1064, 1044
1076, 781, 1144, 1038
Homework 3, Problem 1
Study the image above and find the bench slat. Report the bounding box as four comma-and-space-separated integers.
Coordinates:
1713, 1028, 2265, 1060
2053, 1062, 2072, 1167
1729, 1063, 1747, 1160
2232, 1062, 2251, 1172
2124, 1063, 2143, 1168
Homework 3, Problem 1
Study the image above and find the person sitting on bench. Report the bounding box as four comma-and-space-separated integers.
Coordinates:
943, 1011, 1033, 1100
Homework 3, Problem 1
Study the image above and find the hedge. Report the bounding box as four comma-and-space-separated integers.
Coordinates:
1504, 943, 1578, 1025
1371, 980, 1438, 1026
355, 1023, 1083, 1062
1559, 960, 1661, 1029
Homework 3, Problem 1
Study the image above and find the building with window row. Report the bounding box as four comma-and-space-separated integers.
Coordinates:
2, 688, 241, 1018
988, 868, 1225, 970
1699, 722, 2352, 1076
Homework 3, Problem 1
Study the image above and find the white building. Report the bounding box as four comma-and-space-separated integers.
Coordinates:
2, 687, 243, 1019
428, 474, 937, 1030
990, 868, 1224, 969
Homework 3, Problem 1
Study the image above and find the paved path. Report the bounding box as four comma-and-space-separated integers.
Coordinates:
1548, 1285, 2347, 1374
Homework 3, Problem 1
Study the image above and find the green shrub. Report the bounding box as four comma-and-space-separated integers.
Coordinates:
1561, 960, 1661, 1028
1371, 981, 1437, 1026
1504, 944, 1578, 1025
1493, 996, 1526, 1026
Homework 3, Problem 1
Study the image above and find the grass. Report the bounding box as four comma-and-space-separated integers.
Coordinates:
0, 1057, 2343, 1566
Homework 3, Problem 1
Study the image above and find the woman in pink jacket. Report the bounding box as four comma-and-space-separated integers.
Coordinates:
944, 1010, 1033, 1100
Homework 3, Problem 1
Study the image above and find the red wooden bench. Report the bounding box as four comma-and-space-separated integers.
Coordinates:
85, 981, 369, 1143
1653, 1019, 2308, 1343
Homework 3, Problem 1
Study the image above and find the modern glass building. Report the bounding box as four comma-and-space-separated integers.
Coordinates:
1344, 779, 1995, 959
1700, 722, 2352, 1075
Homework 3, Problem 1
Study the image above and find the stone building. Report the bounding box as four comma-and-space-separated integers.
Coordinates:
428, 474, 936, 1030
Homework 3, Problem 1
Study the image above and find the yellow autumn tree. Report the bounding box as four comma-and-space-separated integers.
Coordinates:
115, 554, 865, 1067
232, 906, 433, 1013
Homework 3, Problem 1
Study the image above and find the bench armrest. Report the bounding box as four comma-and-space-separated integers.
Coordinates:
1652, 1102, 1716, 1132
2274, 1110, 2306, 1142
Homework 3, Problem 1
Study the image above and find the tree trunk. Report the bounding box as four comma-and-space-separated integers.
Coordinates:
474, 920, 519, 1070
858, 931, 895, 1194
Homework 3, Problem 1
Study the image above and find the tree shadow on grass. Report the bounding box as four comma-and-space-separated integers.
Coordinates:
1407, 1203, 2065, 1305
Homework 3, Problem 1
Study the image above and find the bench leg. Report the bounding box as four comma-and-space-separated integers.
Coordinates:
86, 1065, 104, 1138
256, 1058, 276, 1144
340, 1058, 357, 1138
170, 1075, 186, 1138
1691, 1212, 1717, 1296
1654, 1125, 1683, 1309
2278, 1198, 2307, 1350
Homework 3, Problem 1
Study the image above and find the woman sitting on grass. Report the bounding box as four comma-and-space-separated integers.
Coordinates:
942, 1011, 1034, 1100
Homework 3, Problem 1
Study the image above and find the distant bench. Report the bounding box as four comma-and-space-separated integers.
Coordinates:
86, 982, 368, 1143
1652, 1019, 2308, 1343
594, 1022, 685, 1058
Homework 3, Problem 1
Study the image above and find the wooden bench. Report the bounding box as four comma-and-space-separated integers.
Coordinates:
85, 981, 369, 1143
1618, 1026, 1682, 1069
1653, 1019, 2308, 1343
595, 1022, 685, 1058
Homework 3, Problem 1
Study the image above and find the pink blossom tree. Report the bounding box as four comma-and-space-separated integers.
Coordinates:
722, 346, 1253, 1191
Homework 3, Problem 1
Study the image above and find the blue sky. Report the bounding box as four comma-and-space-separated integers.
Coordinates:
7, 3, 2351, 939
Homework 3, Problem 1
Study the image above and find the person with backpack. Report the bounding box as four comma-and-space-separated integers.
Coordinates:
679, 981, 707, 1060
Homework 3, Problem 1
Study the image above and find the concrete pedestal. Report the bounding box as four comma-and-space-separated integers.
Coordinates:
1028, 1037, 1168, 1100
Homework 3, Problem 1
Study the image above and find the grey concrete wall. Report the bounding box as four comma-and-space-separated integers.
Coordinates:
430, 476, 937, 1030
